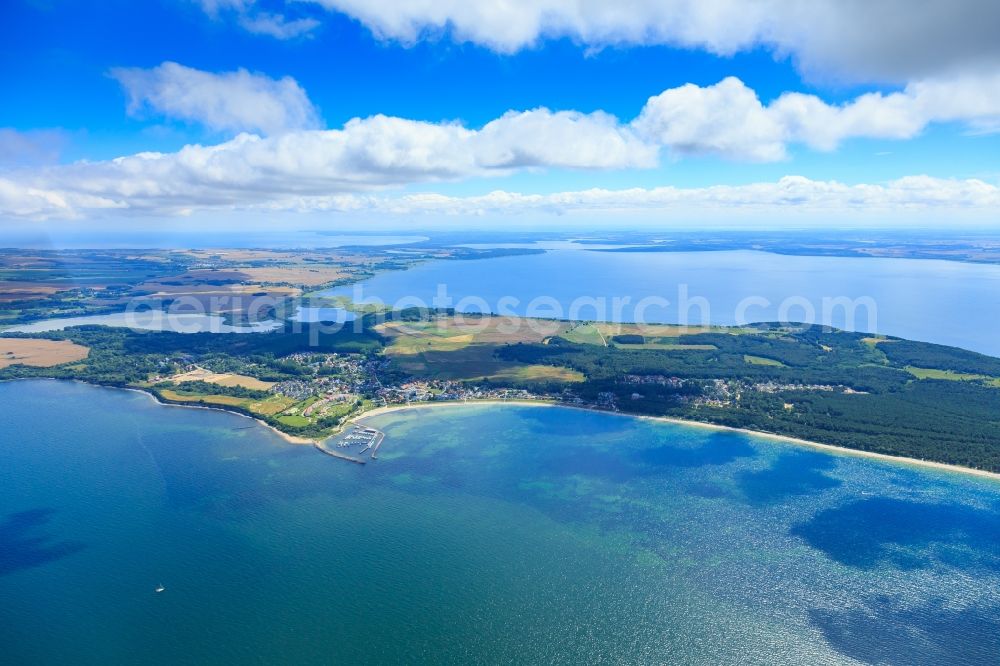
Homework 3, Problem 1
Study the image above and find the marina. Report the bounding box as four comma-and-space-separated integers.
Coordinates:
314, 425, 385, 464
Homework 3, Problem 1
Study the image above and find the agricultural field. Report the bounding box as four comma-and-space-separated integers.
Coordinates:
377, 315, 572, 351
248, 395, 298, 416
0, 282, 68, 303
0, 249, 193, 323
744, 355, 787, 367
563, 322, 744, 347
157, 389, 250, 408
377, 315, 582, 383
0, 247, 395, 326
169, 367, 275, 390
905, 365, 1000, 387
1, 246, 545, 327
0, 338, 90, 368
614, 341, 718, 351
235, 266, 350, 286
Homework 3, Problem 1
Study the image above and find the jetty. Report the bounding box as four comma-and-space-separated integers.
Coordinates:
370, 430, 386, 459
313, 439, 367, 464
314, 425, 385, 464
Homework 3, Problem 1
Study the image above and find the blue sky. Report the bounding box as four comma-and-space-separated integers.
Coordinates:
2, 0, 999, 229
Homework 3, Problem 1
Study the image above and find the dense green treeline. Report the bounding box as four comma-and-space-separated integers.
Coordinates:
878, 339, 1000, 375
497, 333, 911, 392
4, 317, 1000, 470
156, 380, 271, 400
493, 325, 1000, 471
0, 319, 383, 386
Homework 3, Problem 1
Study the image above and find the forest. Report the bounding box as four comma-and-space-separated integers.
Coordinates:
3, 315, 1000, 471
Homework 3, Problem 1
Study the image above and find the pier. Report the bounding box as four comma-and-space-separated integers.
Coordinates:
370, 430, 386, 459
314, 425, 385, 464
313, 439, 367, 464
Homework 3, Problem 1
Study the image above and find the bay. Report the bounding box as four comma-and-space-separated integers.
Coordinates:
2, 380, 999, 664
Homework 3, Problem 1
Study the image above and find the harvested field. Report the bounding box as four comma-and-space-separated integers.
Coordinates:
0, 338, 89, 368
157, 390, 250, 407
170, 367, 275, 390
236, 266, 349, 286
377, 316, 570, 354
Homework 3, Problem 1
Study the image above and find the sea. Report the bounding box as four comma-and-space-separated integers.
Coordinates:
2, 380, 998, 664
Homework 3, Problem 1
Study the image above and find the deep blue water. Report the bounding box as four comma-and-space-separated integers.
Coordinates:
326, 250, 1000, 356
2, 380, 999, 664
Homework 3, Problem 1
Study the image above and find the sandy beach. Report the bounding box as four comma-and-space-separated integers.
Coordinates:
30, 378, 1000, 482
352, 398, 1000, 483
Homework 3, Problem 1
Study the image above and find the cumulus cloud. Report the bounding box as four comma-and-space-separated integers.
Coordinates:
110, 62, 321, 135
262, 176, 999, 217
0, 109, 654, 218
4, 170, 998, 221
356, 177, 1000, 217
6, 69, 1000, 219
302, 0, 1000, 83
0, 178, 124, 220
632, 78, 786, 161
634, 74, 1000, 160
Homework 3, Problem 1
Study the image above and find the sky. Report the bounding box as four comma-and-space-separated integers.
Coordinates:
2, 0, 1000, 232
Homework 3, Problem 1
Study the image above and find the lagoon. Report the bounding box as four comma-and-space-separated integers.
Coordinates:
2, 380, 998, 664
327, 250, 1000, 356
3, 306, 355, 334
4, 311, 283, 334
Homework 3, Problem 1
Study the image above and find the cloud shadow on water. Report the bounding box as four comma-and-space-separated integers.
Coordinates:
635, 431, 757, 469
538, 431, 758, 485
737, 450, 842, 504
792, 497, 1000, 571
0, 508, 86, 577
810, 596, 1000, 666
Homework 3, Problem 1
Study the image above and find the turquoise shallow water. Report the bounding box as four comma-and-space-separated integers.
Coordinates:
1, 380, 999, 664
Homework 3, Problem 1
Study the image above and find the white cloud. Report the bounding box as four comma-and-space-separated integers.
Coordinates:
6, 71, 1000, 219
293, 177, 1000, 217
476, 109, 655, 169
110, 62, 321, 135
198, 1, 319, 39
632, 78, 786, 161
197, 0, 252, 17
302, 0, 1000, 83
4, 170, 998, 221
238, 12, 320, 39
0, 109, 653, 218
634, 74, 1000, 160
0, 178, 124, 220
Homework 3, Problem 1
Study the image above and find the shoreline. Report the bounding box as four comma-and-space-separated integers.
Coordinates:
7, 378, 1000, 482
76, 380, 317, 446
352, 398, 1000, 483
122, 386, 318, 445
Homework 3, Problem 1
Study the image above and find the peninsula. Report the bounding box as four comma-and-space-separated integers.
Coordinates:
3, 307, 1000, 474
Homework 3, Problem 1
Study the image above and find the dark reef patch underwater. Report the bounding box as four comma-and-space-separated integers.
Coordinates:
2, 380, 999, 664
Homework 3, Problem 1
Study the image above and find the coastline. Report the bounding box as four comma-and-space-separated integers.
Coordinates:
108, 382, 317, 446
6, 377, 1000, 482
352, 398, 1000, 483
123, 386, 318, 445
